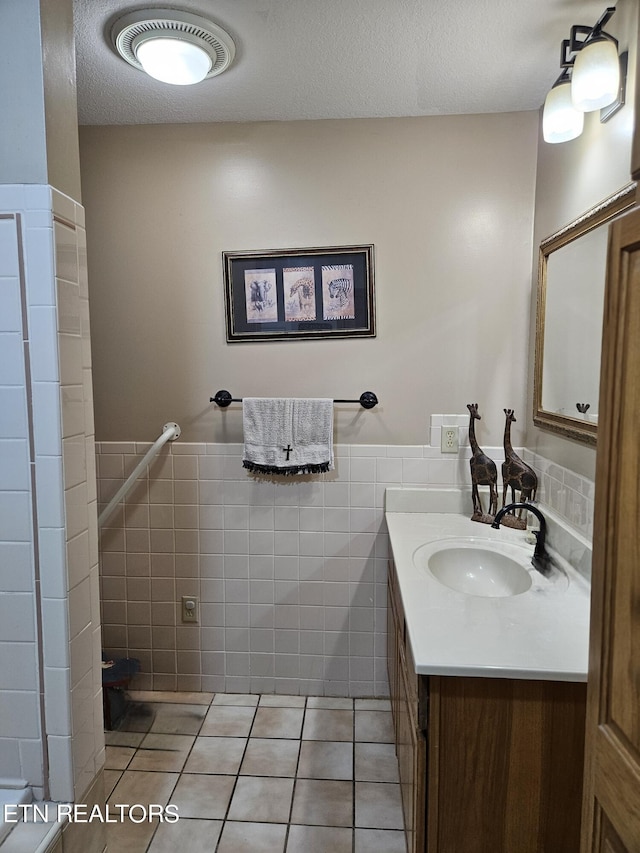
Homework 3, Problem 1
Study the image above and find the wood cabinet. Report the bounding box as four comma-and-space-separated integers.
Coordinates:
387, 559, 426, 853
387, 558, 588, 853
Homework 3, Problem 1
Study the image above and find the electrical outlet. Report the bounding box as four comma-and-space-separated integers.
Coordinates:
181, 595, 199, 624
441, 426, 459, 453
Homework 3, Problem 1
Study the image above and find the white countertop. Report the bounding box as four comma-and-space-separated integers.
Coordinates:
386, 509, 590, 682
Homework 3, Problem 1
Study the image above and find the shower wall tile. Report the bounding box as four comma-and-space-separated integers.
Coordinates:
0, 386, 28, 439
0, 189, 102, 802
50, 188, 77, 225
0, 278, 22, 333
24, 224, 56, 306
0, 439, 30, 490
29, 305, 60, 382
0, 205, 43, 787
0, 332, 26, 386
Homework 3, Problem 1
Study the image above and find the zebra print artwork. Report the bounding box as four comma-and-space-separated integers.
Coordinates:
322, 264, 355, 319
328, 278, 351, 306
244, 268, 277, 322
225, 245, 373, 341
283, 267, 316, 322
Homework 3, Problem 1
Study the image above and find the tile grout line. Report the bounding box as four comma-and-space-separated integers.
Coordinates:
147, 693, 211, 853
212, 694, 259, 852
352, 701, 356, 851
169, 687, 214, 851
282, 694, 308, 851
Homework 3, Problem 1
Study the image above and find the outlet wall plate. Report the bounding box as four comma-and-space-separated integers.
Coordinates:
441, 426, 459, 453
181, 595, 199, 623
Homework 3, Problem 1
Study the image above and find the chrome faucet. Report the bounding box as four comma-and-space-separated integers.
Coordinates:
491, 502, 552, 576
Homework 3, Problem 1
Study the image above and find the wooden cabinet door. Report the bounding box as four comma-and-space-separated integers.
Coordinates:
387, 579, 401, 748
632, 12, 640, 182
396, 660, 427, 853
581, 205, 640, 853
387, 569, 426, 853
396, 664, 416, 852
430, 676, 585, 853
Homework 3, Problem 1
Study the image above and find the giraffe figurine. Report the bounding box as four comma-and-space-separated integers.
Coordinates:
467, 403, 498, 524
500, 408, 538, 529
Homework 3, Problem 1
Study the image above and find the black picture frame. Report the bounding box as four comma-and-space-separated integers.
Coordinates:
222, 245, 375, 342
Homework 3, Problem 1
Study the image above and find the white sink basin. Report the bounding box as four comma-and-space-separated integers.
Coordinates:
413, 538, 533, 597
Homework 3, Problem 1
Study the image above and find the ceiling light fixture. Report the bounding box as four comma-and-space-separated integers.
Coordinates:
111, 9, 235, 86
542, 6, 625, 144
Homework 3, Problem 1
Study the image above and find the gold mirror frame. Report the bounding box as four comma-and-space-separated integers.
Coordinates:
534, 182, 637, 446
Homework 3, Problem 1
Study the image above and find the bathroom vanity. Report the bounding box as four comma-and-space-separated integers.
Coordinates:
385, 493, 591, 853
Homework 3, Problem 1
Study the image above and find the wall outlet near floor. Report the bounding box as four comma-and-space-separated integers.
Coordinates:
181, 595, 199, 624
441, 426, 459, 453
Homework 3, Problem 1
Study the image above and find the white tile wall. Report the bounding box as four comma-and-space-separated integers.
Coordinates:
0, 186, 103, 804
0, 332, 26, 386
0, 205, 43, 789
97, 419, 594, 699
50, 187, 104, 801
523, 448, 595, 541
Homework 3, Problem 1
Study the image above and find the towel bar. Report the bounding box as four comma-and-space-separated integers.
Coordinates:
210, 390, 378, 409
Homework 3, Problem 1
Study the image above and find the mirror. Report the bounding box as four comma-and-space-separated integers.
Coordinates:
534, 182, 636, 445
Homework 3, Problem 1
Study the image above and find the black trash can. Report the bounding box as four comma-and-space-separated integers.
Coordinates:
102, 657, 140, 729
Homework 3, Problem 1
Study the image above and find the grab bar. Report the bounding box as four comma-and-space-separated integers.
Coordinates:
98, 422, 181, 528
210, 390, 379, 409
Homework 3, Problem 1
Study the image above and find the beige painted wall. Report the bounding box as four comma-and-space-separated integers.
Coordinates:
40, 0, 82, 200
526, 0, 638, 480
80, 112, 538, 446
0, 0, 81, 199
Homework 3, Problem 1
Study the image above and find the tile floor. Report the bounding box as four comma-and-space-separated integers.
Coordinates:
104, 691, 406, 853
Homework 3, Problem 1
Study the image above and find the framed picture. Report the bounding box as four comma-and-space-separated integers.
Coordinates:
222, 244, 375, 342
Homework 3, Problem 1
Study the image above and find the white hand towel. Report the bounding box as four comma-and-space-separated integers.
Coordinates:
242, 398, 334, 475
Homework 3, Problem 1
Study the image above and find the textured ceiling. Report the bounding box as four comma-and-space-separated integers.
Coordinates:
73, 0, 611, 125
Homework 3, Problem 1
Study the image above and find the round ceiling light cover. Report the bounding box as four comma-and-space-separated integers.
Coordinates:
111, 9, 236, 83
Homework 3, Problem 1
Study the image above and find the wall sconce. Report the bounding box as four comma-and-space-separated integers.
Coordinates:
111, 8, 235, 86
570, 8, 620, 112
543, 68, 584, 144
543, 6, 626, 144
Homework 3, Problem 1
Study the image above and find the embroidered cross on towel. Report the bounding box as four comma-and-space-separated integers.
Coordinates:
242, 398, 334, 475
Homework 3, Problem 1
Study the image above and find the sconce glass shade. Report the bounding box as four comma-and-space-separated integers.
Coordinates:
135, 36, 212, 85
571, 36, 620, 111
543, 80, 584, 143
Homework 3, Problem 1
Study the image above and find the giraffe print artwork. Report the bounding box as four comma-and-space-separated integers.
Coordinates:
244, 268, 277, 323
467, 403, 498, 524
322, 263, 355, 320
284, 267, 317, 322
